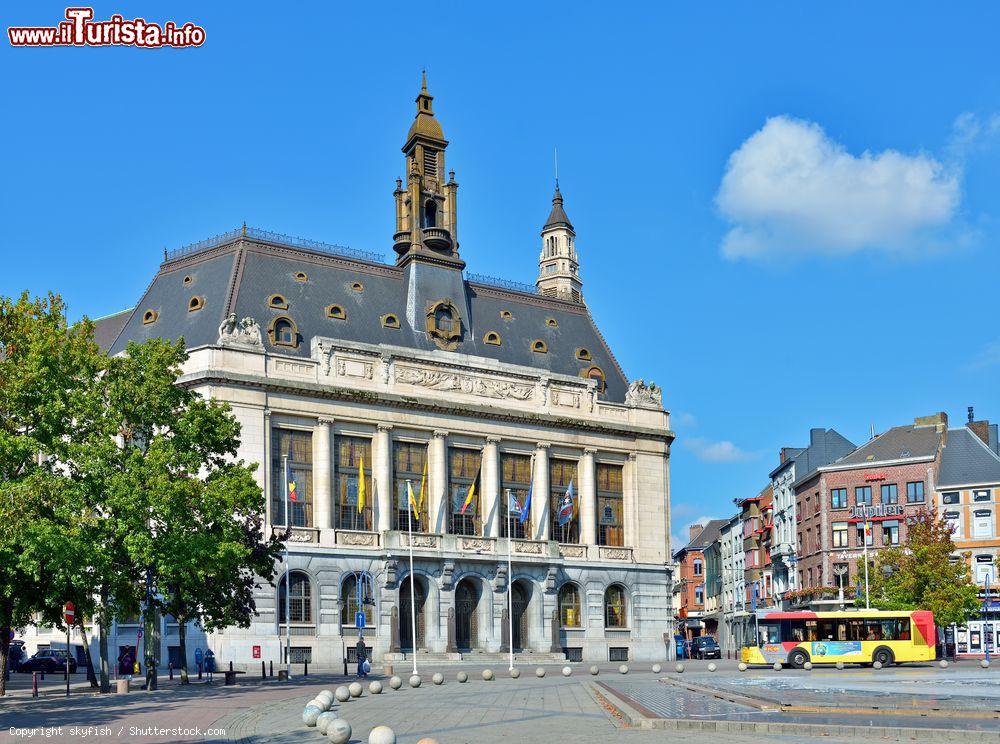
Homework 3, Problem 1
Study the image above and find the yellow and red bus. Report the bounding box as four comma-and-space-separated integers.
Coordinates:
741, 610, 936, 668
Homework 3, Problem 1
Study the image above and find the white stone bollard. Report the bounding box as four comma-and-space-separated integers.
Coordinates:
327, 718, 352, 744
317, 711, 338, 735
303, 705, 323, 726
738, 662, 747, 672
348, 681, 363, 698
772, 662, 782, 671
535, 667, 546, 678
982, 659, 991, 669
707, 663, 717, 672
939, 660, 949, 669
510, 668, 520, 678
368, 725, 397, 744
416, 739, 441, 744
652, 663, 661, 674
618, 664, 629, 674
320, 689, 335, 701
803, 662, 813, 671
457, 671, 468, 683
873, 661, 883, 670
835, 662, 845, 670
409, 674, 422, 688
309, 698, 328, 711
482, 669, 494, 681
562, 666, 572, 677
675, 663, 684, 673
369, 680, 383, 695
432, 672, 444, 685
589, 665, 600, 675
389, 675, 403, 690
335, 685, 351, 702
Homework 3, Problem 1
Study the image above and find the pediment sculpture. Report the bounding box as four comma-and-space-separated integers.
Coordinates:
218, 313, 263, 348
625, 379, 663, 409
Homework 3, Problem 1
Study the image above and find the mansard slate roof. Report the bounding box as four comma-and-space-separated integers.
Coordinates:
770, 428, 856, 481
100, 230, 631, 402
826, 423, 942, 469
939, 427, 1000, 487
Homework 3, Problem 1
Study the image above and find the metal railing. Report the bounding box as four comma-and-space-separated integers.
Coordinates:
163, 225, 385, 265
466, 272, 540, 295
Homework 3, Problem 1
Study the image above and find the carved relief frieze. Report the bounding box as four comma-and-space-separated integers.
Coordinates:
513, 540, 543, 555
401, 532, 440, 549
336, 357, 374, 380
394, 365, 534, 401
336, 530, 378, 547
459, 537, 494, 553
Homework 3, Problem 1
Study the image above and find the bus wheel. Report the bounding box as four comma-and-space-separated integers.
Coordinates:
788, 649, 810, 669
873, 647, 894, 666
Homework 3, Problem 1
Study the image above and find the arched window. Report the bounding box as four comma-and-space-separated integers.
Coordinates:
531, 339, 547, 354
341, 573, 374, 628
422, 200, 437, 228
269, 316, 298, 348
559, 584, 581, 628
278, 571, 312, 624
604, 585, 626, 628
268, 294, 288, 310
142, 309, 158, 325
483, 331, 501, 346
188, 296, 205, 312
585, 366, 606, 393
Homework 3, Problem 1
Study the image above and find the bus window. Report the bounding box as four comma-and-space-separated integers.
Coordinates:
819, 620, 836, 640
789, 620, 806, 642
864, 620, 882, 641
758, 622, 781, 645
836, 622, 847, 641
898, 619, 910, 640
805, 620, 818, 641
848, 619, 865, 641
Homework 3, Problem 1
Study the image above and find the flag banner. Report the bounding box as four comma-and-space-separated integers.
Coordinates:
418, 460, 427, 516
407, 480, 420, 519
507, 492, 521, 515
286, 458, 298, 502
460, 467, 480, 515
357, 457, 366, 513
557, 479, 575, 526
519, 483, 532, 524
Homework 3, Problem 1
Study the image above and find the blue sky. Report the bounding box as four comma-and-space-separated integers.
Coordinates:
3, 2, 998, 547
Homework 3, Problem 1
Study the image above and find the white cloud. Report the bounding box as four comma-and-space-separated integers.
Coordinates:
671, 515, 715, 553
969, 338, 1000, 370
716, 116, 961, 260
672, 411, 697, 429
682, 437, 758, 463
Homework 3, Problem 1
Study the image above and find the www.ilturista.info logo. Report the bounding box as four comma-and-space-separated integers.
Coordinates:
8, 7, 205, 48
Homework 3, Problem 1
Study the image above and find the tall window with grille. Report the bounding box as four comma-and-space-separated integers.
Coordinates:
550, 459, 579, 543
278, 571, 312, 624
597, 462, 624, 546
340, 573, 374, 629
449, 448, 482, 536
393, 441, 427, 531
336, 436, 372, 531
500, 453, 530, 539
271, 429, 313, 527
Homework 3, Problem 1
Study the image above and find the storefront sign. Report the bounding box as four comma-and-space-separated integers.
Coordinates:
864, 473, 887, 482
849, 504, 903, 520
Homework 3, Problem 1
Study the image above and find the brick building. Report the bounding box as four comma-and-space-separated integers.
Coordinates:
673, 520, 726, 642
793, 413, 947, 607
737, 485, 774, 608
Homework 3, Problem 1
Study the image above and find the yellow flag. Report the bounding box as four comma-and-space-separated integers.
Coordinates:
407, 480, 420, 520
418, 460, 428, 515
357, 457, 366, 513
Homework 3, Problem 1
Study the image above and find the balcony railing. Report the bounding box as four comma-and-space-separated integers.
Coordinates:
164, 225, 385, 265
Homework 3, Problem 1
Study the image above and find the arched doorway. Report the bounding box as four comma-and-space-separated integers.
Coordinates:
399, 576, 426, 651
455, 578, 480, 651
511, 580, 531, 651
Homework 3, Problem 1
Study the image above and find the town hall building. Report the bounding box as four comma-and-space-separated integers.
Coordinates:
86, 78, 675, 667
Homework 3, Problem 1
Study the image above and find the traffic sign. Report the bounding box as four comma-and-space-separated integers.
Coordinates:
64, 601, 75, 625
355, 611, 366, 630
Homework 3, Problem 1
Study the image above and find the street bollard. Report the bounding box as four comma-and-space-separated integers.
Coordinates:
169, 662, 174, 681
229, 660, 234, 672
269, 660, 274, 678
198, 661, 203, 680
32, 672, 39, 697
41, 670, 45, 681
261, 661, 266, 679
304, 661, 309, 676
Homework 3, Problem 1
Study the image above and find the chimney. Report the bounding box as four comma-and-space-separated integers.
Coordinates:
969, 406, 975, 424
689, 524, 703, 543
914, 412, 948, 432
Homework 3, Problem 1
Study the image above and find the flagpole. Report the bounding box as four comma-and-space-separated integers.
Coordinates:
406, 479, 418, 677
863, 520, 870, 610
506, 489, 515, 671
283, 454, 291, 678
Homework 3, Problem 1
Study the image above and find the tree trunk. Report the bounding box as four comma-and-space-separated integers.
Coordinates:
99, 583, 110, 694
0, 599, 13, 697
76, 619, 99, 688
178, 616, 189, 684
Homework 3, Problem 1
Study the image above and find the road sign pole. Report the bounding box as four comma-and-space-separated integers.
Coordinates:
63, 601, 75, 697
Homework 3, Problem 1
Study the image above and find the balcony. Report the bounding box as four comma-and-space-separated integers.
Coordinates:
421, 227, 453, 251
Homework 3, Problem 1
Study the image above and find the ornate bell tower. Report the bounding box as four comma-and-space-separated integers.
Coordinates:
393, 73, 462, 269
536, 184, 583, 303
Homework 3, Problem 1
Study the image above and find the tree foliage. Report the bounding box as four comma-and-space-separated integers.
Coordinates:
868, 509, 981, 627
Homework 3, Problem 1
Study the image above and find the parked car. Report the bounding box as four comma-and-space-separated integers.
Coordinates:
691, 635, 722, 660
20, 649, 78, 673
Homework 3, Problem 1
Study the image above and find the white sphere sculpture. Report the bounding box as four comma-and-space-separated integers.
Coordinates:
334, 685, 351, 702
389, 675, 403, 690
589, 665, 599, 675
369, 680, 383, 695
803, 662, 813, 671
873, 661, 883, 670
457, 671, 468, 683
939, 660, 949, 669
535, 667, 546, 677
772, 662, 782, 671
327, 718, 352, 744
432, 672, 444, 685
738, 662, 747, 672
707, 662, 717, 672
409, 674, 422, 688
675, 663, 684, 673
482, 669, 494, 681
368, 725, 397, 744
562, 666, 572, 677
303, 705, 323, 726
348, 681, 363, 698
618, 664, 629, 674
835, 662, 845, 670
316, 711, 337, 735
981, 659, 991, 669
510, 668, 520, 678
652, 663, 661, 674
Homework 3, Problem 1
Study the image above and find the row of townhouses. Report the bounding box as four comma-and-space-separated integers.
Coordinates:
674, 410, 1000, 658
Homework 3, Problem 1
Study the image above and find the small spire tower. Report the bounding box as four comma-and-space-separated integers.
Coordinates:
536, 181, 583, 303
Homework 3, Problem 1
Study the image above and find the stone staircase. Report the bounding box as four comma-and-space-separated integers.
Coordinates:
384, 649, 567, 664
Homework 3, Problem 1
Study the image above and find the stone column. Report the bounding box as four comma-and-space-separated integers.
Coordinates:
624, 453, 639, 549
482, 436, 501, 538
263, 408, 272, 527
429, 430, 448, 534
375, 424, 393, 532
313, 418, 333, 530
580, 448, 597, 546
532, 443, 551, 541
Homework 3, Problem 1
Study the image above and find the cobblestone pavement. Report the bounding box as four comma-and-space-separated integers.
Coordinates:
2, 661, 999, 743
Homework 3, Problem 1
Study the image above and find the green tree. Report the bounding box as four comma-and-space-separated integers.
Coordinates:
868, 509, 981, 627
0, 293, 100, 696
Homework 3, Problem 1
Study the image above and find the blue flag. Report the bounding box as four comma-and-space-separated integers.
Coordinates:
519, 484, 532, 524
507, 492, 521, 515
557, 479, 575, 526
